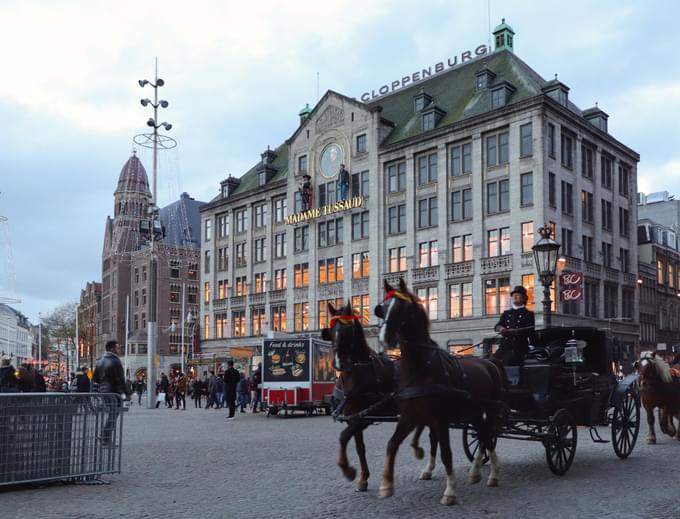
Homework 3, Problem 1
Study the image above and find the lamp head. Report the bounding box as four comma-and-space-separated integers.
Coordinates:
162, 122, 172, 131
159, 100, 169, 108
147, 118, 156, 128
156, 78, 165, 87
138, 79, 149, 88
140, 99, 150, 107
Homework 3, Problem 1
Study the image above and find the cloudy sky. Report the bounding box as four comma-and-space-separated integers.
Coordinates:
1, 0, 679, 323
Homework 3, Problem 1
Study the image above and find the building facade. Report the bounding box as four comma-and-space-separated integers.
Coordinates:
0, 303, 32, 365
78, 281, 101, 369
200, 21, 640, 358
99, 153, 205, 377
637, 217, 680, 355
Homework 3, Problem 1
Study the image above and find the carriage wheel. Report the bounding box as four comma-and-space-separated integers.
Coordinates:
462, 426, 490, 465
545, 409, 577, 476
611, 388, 640, 459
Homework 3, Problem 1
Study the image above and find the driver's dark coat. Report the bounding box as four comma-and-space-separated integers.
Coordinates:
493, 307, 535, 365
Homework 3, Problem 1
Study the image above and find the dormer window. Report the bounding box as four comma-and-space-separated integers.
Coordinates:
257, 169, 267, 187
491, 88, 505, 108
477, 75, 486, 89
413, 87, 433, 114
421, 105, 446, 132
476, 67, 496, 91
298, 155, 308, 174
221, 184, 228, 198
583, 105, 609, 133
422, 112, 435, 131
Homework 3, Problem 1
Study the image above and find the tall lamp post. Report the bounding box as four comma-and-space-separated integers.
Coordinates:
532, 224, 561, 328
136, 62, 175, 408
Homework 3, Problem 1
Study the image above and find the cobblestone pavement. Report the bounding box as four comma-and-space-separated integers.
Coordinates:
1, 404, 679, 519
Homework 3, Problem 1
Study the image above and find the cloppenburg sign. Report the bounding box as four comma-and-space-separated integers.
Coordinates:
360, 44, 490, 102
284, 196, 364, 225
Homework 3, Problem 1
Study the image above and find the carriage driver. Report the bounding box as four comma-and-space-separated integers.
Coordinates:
492, 286, 535, 366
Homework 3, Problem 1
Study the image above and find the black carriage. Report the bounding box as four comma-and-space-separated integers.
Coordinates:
462, 326, 640, 475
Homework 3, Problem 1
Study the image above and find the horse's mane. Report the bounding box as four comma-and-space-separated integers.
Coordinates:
404, 289, 432, 335
652, 356, 673, 384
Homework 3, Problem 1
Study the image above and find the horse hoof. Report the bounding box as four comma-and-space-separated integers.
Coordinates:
378, 486, 393, 499
468, 474, 482, 485
413, 446, 425, 460
440, 495, 458, 506
344, 466, 357, 481
487, 478, 499, 487
355, 482, 368, 492
419, 471, 432, 481
647, 437, 656, 445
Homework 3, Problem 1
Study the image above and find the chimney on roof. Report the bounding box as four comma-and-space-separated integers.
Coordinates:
220, 176, 241, 199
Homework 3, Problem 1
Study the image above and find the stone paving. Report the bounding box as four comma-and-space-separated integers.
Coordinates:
1, 403, 679, 519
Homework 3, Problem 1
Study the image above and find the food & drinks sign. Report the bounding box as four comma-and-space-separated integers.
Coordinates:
559, 272, 583, 301
263, 339, 310, 382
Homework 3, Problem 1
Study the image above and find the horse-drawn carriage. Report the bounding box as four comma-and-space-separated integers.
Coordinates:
461, 327, 640, 475
327, 279, 641, 506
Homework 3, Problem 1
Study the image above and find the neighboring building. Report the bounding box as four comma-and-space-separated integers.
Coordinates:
637, 218, 680, 355
638, 191, 680, 228
78, 281, 102, 369
99, 153, 205, 378
200, 20, 640, 358
0, 303, 32, 365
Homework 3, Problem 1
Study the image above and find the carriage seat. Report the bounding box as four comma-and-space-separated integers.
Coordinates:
504, 366, 521, 387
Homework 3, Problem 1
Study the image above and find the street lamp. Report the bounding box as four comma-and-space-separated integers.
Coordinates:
532, 224, 561, 328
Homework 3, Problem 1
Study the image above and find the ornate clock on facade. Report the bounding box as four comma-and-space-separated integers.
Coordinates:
319, 143, 344, 179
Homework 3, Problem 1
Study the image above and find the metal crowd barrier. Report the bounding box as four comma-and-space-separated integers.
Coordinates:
0, 393, 124, 486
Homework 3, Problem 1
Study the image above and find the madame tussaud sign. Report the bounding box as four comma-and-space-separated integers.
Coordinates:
284, 196, 364, 225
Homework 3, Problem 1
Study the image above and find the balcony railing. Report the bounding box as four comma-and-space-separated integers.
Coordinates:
230, 295, 246, 307
250, 292, 266, 305
480, 254, 512, 275
564, 256, 582, 272
623, 273, 637, 286
445, 261, 474, 279
269, 289, 287, 303
605, 267, 619, 282
412, 265, 440, 284
584, 261, 601, 276
212, 298, 228, 310
383, 271, 408, 286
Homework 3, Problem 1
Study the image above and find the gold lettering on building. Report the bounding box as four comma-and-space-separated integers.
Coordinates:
285, 197, 364, 225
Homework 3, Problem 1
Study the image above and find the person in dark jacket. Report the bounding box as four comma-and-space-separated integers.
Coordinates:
191, 378, 203, 408
156, 373, 170, 408
0, 358, 17, 392
75, 366, 90, 392
493, 286, 535, 366
223, 361, 240, 420
236, 373, 250, 413
93, 341, 130, 445
251, 363, 262, 413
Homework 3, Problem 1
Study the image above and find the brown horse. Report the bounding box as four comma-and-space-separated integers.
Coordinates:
638, 351, 680, 443
374, 279, 506, 506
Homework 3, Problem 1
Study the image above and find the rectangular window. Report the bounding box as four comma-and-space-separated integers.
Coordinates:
204, 282, 210, 304
204, 250, 211, 274
235, 209, 248, 233
273, 197, 287, 223
215, 313, 227, 339
418, 197, 438, 228
484, 277, 510, 315
356, 133, 367, 154
188, 263, 198, 280
450, 142, 472, 176
602, 242, 613, 268
319, 257, 344, 285
584, 280, 598, 317
450, 188, 472, 221
486, 182, 497, 215
234, 276, 247, 296
352, 252, 370, 279
520, 123, 532, 157
582, 191, 594, 223
254, 272, 266, 294
620, 248, 630, 274
235, 242, 247, 267
232, 311, 246, 337
351, 170, 369, 198
416, 287, 438, 321
485, 131, 509, 167
298, 155, 308, 174
619, 164, 630, 197
562, 228, 573, 256
451, 234, 473, 263
318, 298, 345, 329
521, 222, 534, 252
273, 233, 287, 258
203, 315, 210, 340
274, 268, 286, 290
561, 131, 574, 169
271, 305, 287, 332
254, 238, 266, 263
418, 241, 438, 268
603, 283, 618, 318
547, 123, 556, 158
601, 155, 613, 189
520, 173, 533, 206
548, 172, 556, 207
294, 263, 309, 288
204, 219, 212, 241
388, 204, 406, 234
294, 226, 309, 252
487, 180, 509, 214
218, 280, 228, 299
561, 181, 574, 215
487, 228, 510, 257
388, 247, 406, 272
657, 260, 664, 284
521, 274, 535, 311
669, 264, 676, 289
294, 302, 310, 332
417, 152, 438, 185
581, 145, 594, 179
422, 112, 435, 131
218, 247, 228, 271
491, 88, 505, 109
252, 308, 266, 336
583, 235, 594, 263
318, 217, 344, 247
387, 162, 406, 193
622, 289, 634, 319
351, 295, 370, 326
619, 208, 629, 237
601, 200, 612, 231
351, 211, 369, 240
254, 204, 267, 228
449, 282, 473, 318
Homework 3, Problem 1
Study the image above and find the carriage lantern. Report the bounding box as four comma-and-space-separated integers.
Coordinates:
532, 225, 561, 328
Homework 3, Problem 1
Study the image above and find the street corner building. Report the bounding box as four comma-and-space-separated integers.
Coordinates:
199, 20, 641, 362
97, 152, 206, 378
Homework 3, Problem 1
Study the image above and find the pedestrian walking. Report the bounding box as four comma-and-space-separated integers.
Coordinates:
93, 340, 130, 446
75, 366, 90, 393
166, 376, 176, 408
134, 378, 146, 405
223, 361, 240, 420
156, 373, 170, 408
192, 377, 203, 408
175, 372, 187, 410
251, 363, 262, 413
237, 373, 250, 413
215, 373, 225, 409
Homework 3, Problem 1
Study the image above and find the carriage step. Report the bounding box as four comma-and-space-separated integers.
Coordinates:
589, 426, 610, 443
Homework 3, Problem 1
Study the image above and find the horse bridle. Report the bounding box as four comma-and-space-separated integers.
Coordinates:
329, 315, 371, 371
